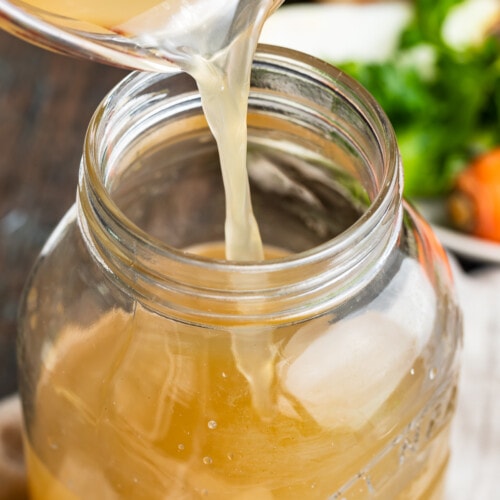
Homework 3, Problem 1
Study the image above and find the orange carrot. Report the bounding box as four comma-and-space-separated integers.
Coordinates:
447, 148, 500, 242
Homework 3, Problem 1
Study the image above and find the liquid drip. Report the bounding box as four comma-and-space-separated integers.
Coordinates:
113, 0, 283, 416
22, 0, 279, 261
115, 0, 282, 261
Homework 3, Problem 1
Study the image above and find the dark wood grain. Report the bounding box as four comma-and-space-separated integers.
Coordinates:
0, 30, 127, 398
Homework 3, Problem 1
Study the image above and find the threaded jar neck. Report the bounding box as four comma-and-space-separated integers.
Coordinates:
77, 45, 402, 326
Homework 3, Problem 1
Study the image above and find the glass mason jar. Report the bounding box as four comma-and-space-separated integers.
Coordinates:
18, 45, 462, 499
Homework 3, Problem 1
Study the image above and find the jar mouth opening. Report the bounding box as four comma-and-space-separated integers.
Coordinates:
83, 44, 400, 274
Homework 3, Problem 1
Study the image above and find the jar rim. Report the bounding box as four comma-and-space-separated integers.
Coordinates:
84, 44, 400, 271
79, 44, 402, 323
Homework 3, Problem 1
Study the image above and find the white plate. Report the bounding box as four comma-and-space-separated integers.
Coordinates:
416, 199, 500, 264
262, 2, 500, 264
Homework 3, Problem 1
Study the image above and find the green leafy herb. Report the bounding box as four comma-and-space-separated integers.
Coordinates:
339, 0, 500, 197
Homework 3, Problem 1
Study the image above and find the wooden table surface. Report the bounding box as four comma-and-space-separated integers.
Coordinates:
0, 30, 127, 399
